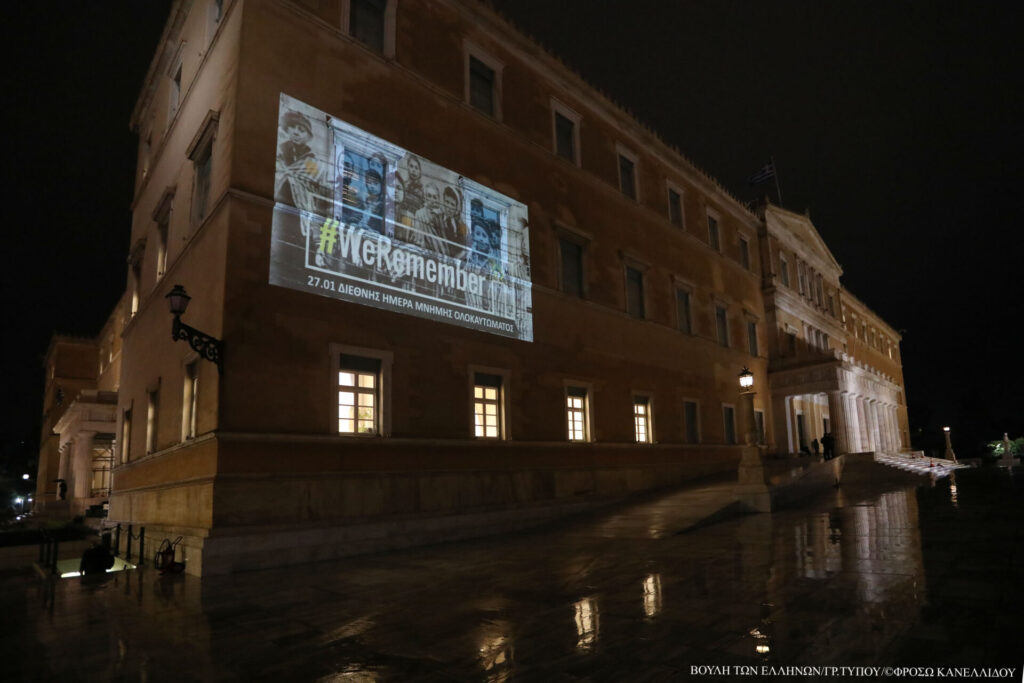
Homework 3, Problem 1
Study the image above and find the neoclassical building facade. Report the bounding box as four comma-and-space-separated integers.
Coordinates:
37, 0, 909, 574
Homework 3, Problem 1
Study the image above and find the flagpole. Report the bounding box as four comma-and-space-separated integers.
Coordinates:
770, 156, 783, 207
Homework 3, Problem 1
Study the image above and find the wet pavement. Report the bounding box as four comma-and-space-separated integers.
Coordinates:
2, 467, 1021, 682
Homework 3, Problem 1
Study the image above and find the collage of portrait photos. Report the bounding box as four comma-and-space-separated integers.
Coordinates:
270, 93, 533, 342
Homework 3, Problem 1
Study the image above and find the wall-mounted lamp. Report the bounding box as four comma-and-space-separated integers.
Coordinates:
166, 284, 223, 372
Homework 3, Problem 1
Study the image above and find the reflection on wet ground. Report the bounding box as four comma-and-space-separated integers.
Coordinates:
2, 467, 1021, 681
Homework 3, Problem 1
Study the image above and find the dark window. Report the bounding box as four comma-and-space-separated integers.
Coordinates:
350, 0, 386, 53
192, 144, 213, 224
723, 405, 736, 445
747, 320, 758, 356
555, 111, 576, 162
668, 188, 683, 227
739, 237, 750, 270
755, 411, 765, 444
684, 401, 699, 444
560, 239, 584, 297
169, 62, 182, 122
469, 56, 495, 116
715, 306, 729, 347
708, 215, 720, 251
619, 155, 636, 199
675, 288, 692, 334
780, 258, 790, 287
626, 267, 644, 319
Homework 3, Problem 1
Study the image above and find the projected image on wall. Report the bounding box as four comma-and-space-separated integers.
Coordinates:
270, 93, 533, 342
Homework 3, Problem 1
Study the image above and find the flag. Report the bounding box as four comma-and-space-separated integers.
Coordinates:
747, 162, 776, 186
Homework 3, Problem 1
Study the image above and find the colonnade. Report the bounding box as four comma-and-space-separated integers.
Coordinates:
826, 390, 902, 455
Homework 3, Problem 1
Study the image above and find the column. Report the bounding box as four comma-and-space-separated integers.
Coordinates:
870, 401, 883, 453
856, 396, 870, 452
889, 406, 901, 451
843, 393, 859, 452
827, 391, 849, 455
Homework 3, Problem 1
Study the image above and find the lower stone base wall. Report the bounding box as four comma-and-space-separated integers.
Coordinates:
111, 438, 740, 576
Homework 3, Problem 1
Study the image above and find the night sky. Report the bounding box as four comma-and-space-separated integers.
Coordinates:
2, 2, 1020, 476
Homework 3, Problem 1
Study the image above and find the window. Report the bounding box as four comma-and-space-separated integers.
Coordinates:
120, 407, 132, 464
129, 258, 141, 317
683, 401, 700, 444
816, 275, 824, 307
675, 288, 692, 334
152, 187, 174, 281
187, 111, 219, 226
739, 237, 751, 270
618, 151, 637, 199
559, 238, 584, 297
827, 294, 835, 316
667, 186, 683, 227
715, 305, 729, 347
779, 255, 790, 287
566, 386, 590, 442
747, 320, 759, 357
168, 60, 182, 126
633, 395, 652, 443
625, 266, 644, 319
349, 0, 386, 52
754, 410, 765, 444
141, 133, 152, 180
723, 405, 737, 445
182, 361, 198, 440
146, 388, 159, 454
467, 54, 499, 118
798, 262, 807, 295
338, 355, 381, 434
707, 214, 720, 251
551, 100, 580, 165
192, 143, 212, 224
206, 0, 224, 44
473, 372, 503, 439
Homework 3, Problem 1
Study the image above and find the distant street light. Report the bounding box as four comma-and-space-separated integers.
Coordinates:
22, 473, 30, 480
943, 426, 957, 463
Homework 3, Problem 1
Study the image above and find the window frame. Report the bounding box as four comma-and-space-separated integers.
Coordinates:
715, 302, 730, 348
551, 98, 581, 166
152, 186, 175, 282
722, 403, 737, 445
556, 225, 589, 299
779, 253, 790, 288
182, 358, 199, 441
683, 399, 701, 444
746, 317, 759, 357
632, 393, 654, 444
146, 386, 160, 454
470, 367, 508, 440
706, 210, 721, 252
341, 0, 397, 58
738, 233, 751, 271
331, 344, 393, 437
565, 382, 593, 443
674, 283, 694, 335
167, 51, 183, 130
624, 263, 646, 319
666, 181, 685, 229
464, 42, 504, 121
186, 110, 220, 227
616, 144, 639, 200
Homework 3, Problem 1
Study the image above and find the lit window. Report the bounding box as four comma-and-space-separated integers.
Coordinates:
747, 320, 758, 357
566, 386, 589, 442
469, 55, 497, 117
675, 288, 692, 334
683, 401, 699, 444
146, 389, 160, 454
120, 408, 132, 464
668, 187, 683, 227
182, 361, 198, 440
707, 215, 720, 251
739, 237, 751, 270
633, 396, 652, 443
715, 305, 729, 347
779, 255, 790, 287
625, 267, 644, 319
338, 355, 380, 434
473, 373, 503, 439
723, 405, 736, 445
618, 153, 637, 199
560, 238, 584, 297
349, 0, 386, 53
